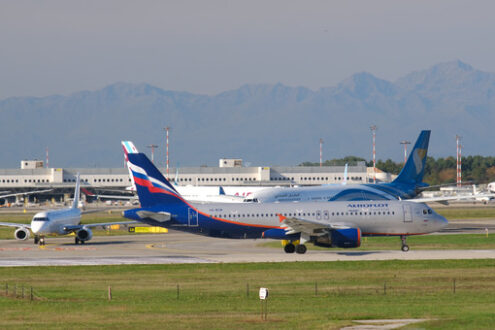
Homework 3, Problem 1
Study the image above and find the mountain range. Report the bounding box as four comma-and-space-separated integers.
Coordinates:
1, 60, 494, 168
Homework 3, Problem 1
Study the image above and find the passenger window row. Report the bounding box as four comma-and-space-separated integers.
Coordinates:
212, 210, 395, 219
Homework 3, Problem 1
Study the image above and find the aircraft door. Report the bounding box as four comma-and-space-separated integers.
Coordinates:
403, 205, 413, 222
188, 208, 198, 227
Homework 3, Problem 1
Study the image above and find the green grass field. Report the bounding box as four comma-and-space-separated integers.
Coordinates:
1, 208, 495, 328
1, 260, 495, 329
260, 233, 495, 251
435, 206, 495, 220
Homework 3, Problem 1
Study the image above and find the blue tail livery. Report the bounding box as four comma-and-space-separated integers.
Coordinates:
373, 130, 430, 199
122, 149, 278, 238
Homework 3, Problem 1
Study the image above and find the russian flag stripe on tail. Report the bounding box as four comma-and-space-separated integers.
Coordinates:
126, 151, 182, 208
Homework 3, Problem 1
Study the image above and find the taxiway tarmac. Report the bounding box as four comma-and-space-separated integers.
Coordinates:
1, 227, 495, 266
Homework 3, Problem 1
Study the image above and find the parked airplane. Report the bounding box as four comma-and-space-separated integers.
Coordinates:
245, 130, 433, 203
122, 144, 448, 253
487, 182, 495, 194
0, 174, 136, 245
471, 185, 494, 204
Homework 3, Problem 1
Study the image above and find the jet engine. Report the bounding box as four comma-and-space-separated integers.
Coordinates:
76, 228, 93, 242
261, 228, 299, 240
313, 228, 361, 248
15, 227, 30, 241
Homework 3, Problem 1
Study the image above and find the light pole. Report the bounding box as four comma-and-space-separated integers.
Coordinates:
147, 144, 159, 164
319, 138, 323, 167
400, 140, 411, 164
370, 125, 377, 184
164, 126, 170, 180
456, 135, 462, 188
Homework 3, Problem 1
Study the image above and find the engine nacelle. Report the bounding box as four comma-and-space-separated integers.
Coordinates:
261, 228, 299, 240
313, 228, 361, 248
15, 227, 30, 241
76, 228, 93, 242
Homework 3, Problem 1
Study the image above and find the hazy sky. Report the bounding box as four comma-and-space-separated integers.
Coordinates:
1, 1, 495, 99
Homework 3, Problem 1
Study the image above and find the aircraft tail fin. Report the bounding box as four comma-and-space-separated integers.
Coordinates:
124, 143, 183, 208
174, 166, 179, 186
122, 141, 139, 191
81, 187, 94, 197
392, 130, 430, 186
72, 173, 81, 209
342, 163, 348, 185
122, 141, 139, 157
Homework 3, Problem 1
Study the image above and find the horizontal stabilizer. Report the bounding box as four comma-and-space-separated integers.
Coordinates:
136, 210, 171, 222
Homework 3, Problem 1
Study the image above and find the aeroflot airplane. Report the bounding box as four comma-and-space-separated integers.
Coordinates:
246, 130, 433, 203
122, 143, 448, 253
0, 174, 136, 245
120, 141, 258, 203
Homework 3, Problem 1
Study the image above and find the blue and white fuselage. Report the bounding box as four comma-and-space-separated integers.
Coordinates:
246, 130, 431, 203
122, 142, 447, 253
124, 199, 447, 238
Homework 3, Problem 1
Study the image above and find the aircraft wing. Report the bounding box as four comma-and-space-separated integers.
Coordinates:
410, 193, 495, 204
0, 189, 53, 199
81, 188, 135, 200
94, 194, 136, 200
278, 214, 350, 236
63, 221, 139, 232
0, 222, 31, 229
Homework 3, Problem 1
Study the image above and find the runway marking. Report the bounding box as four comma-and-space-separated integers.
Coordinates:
0, 247, 38, 251
0, 246, 97, 252
0, 256, 215, 267
52, 247, 96, 251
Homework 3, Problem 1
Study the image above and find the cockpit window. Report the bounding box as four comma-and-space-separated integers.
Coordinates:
428, 209, 433, 214
423, 209, 428, 215
33, 217, 48, 221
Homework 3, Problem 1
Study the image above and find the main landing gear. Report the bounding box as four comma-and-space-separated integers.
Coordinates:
283, 242, 307, 254
400, 235, 409, 252
75, 237, 85, 245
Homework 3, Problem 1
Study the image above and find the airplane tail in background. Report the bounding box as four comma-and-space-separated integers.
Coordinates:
342, 164, 348, 185
392, 130, 430, 186
123, 142, 182, 208
72, 173, 81, 209
122, 141, 139, 191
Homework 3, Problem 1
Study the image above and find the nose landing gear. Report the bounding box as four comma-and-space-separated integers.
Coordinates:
400, 235, 409, 252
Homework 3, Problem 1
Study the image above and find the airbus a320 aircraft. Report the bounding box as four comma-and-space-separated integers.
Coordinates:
122, 143, 448, 253
0, 174, 137, 245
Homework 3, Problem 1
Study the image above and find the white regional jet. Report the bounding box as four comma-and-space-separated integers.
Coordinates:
0, 174, 137, 245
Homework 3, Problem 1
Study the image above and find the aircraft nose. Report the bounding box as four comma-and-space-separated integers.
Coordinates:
31, 222, 42, 234
31, 222, 48, 234
434, 214, 449, 231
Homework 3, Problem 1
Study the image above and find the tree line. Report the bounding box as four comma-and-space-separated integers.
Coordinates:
300, 155, 495, 185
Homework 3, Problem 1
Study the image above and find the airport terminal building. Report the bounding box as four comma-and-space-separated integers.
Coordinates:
0, 159, 392, 204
